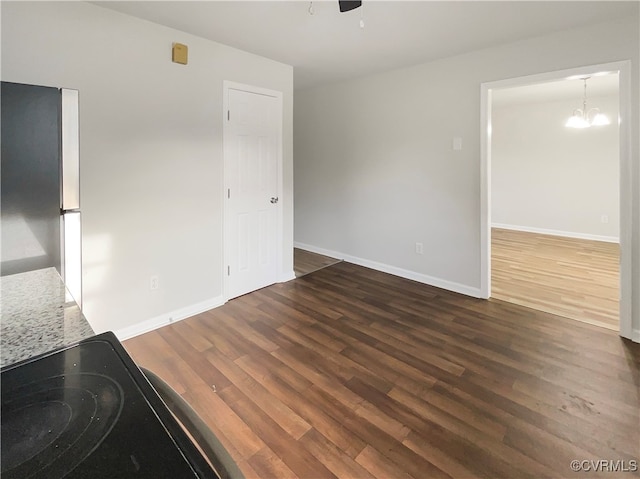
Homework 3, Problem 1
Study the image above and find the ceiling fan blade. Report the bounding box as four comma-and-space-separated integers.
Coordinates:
339, 1, 362, 12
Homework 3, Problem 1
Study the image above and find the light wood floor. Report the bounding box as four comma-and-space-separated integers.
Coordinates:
124, 262, 639, 479
294, 248, 341, 277
491, 228, 619, 331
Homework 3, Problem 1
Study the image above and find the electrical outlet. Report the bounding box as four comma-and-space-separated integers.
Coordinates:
601, 215, 609, 224
150, 275, 159, 291
415, 242, 424, 255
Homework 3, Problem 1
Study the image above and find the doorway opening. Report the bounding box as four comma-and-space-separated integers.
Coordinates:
481, 61, 633, 339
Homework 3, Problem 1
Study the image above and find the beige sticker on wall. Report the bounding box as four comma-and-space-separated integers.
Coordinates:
172, 43, 188, 65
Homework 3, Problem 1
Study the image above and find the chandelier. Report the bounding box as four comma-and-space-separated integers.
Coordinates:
565, 77, 610, 129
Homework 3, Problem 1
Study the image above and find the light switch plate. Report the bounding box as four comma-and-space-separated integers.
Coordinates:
453, 137, 462, 150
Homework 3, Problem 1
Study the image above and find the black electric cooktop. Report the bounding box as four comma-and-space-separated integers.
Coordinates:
1, 332, 218, 478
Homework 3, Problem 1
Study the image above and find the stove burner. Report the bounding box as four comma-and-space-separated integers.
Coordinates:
1, 373, 123, 479
1, 400, 72, 471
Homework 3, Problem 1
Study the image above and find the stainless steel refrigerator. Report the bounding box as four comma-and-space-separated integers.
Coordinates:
1, 81, 82, 306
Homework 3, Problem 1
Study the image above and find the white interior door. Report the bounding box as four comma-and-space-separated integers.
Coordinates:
224, 86, 280, 300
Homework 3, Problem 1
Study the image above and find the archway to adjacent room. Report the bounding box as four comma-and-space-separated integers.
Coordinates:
480, 61, 632, 339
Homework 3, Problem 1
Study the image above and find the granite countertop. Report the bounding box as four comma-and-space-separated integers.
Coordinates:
0, 267, 94, 368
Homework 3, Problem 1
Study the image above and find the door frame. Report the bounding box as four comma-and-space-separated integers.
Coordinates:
222, 81, 284, 301
480, 60, 634, 340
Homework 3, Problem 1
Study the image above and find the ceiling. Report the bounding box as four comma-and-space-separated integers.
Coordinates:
93, 1, 635, 90
492, 72, 620, 108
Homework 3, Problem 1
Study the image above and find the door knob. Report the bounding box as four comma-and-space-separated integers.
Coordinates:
270, 197, 279, 204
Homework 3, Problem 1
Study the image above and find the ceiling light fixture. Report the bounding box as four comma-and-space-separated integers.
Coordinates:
309, 1, 363, 28
338, 1, 362, 13
565, 77, 610, 129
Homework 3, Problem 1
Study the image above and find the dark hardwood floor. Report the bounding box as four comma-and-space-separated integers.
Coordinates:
294, 248, 342, 277
125, 262, 640, 479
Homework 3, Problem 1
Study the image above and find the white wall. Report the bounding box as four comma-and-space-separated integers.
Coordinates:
1, 1, 294, 335
492, 93, 619, 241
294, 15, 640, 335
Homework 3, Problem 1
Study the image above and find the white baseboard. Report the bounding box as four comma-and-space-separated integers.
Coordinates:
632, 328, 640, 343
114, 295, 226, 341
491, 223, 619, 243
294, 242, 482, 298
294, 242, 345, 261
